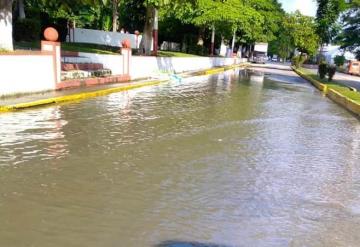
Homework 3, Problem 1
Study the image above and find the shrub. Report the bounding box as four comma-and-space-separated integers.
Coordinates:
291, 55, 307, 68
318, 63, 328, 79
14, 18, 41, 42
333, 55, 345, 67
327, 65, 336, 81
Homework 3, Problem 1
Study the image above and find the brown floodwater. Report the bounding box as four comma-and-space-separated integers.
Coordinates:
0, 68, 359, 247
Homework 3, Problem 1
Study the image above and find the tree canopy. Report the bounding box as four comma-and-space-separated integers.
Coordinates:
286, 11, 320, 56
315, 0, 346, 45
337, 0, 360, 59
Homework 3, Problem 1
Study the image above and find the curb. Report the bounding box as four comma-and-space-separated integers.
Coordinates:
293, 66, 360, 117
0, 63, 248, 113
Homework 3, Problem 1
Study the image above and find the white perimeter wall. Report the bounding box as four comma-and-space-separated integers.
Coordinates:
131, 57, 247, 79
70, 28, 142, 49
0, 55, 56, 96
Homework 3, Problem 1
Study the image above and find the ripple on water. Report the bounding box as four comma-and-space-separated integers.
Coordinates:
0, 68, 360, 246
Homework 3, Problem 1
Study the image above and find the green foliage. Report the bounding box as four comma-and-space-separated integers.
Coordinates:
14, 18, 41, 41
268, 24, 293, 60
334, 55, 345, 66
318, 62, 328, 79
298, 67, 360, 104
119, 0, 146, 32
284, 11, 320, 56
7, 0, 287, 57
337, 0, 360, 60
162, 0, 284, 44
292, 55, 307, 68
327, 65, 337, 81
316, 0, 346, 45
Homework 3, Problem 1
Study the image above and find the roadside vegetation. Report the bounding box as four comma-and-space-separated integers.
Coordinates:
1, 0, 284, 57
0, 0, 358, 61
297, 67, 360, 104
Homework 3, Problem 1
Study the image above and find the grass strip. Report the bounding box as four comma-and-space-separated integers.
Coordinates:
297, 67, 360, 104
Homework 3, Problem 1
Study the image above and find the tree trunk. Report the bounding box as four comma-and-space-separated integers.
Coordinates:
231, 28, 236, 54
238, 44, 242, 58
112, 0, 118, 32
0, 0, 14, 51
197, 26, 205, 46
139, 6, 154, 56
250, 43, 254, 59
210, 24, 215, 56
18, 0, 25, 19
152, 8, 158, 56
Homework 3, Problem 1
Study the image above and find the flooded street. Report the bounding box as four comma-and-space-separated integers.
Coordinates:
0, 68, 360, 247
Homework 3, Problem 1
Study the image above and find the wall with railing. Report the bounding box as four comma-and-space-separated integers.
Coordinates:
68, 28, 142, 49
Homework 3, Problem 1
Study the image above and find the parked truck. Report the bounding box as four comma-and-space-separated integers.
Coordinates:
252, 42, 268, 64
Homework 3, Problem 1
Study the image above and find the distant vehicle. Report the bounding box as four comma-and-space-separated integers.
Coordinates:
271, 55, 278, 62
348, 60, 360, 75
254, 43, 268, 53
252, 54, 267, 64
250, 42, 268, 64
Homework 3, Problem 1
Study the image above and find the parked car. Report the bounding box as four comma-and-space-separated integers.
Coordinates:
252, 54, 267, 64
271, 55, 278, 62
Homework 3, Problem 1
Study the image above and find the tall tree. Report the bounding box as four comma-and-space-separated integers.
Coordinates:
316, 0, 346, 45
139, 0, 195, 55
337, 0, 360, 59
284, 11, 320, 56
112, 0, 119, 32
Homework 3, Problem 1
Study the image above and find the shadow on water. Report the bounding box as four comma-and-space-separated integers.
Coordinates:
155, 240, 233, 247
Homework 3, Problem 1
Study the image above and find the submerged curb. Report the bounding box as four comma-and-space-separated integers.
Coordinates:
0, 63, 248, 113
293, 66, 360, 117
0, 80, 166, 113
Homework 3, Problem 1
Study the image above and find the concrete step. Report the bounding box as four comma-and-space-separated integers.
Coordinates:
61, 56, 92, 64
62, 63, 104, 71
61, 69, 112, 81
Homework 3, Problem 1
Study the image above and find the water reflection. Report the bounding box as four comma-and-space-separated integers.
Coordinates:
0, 106, 68, 165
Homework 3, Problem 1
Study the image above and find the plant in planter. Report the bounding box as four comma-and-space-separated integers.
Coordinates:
327, 65, 336, 81
318, 62, 328, 79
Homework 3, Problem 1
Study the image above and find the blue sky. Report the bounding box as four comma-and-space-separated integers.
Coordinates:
278, 0, 318, 16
